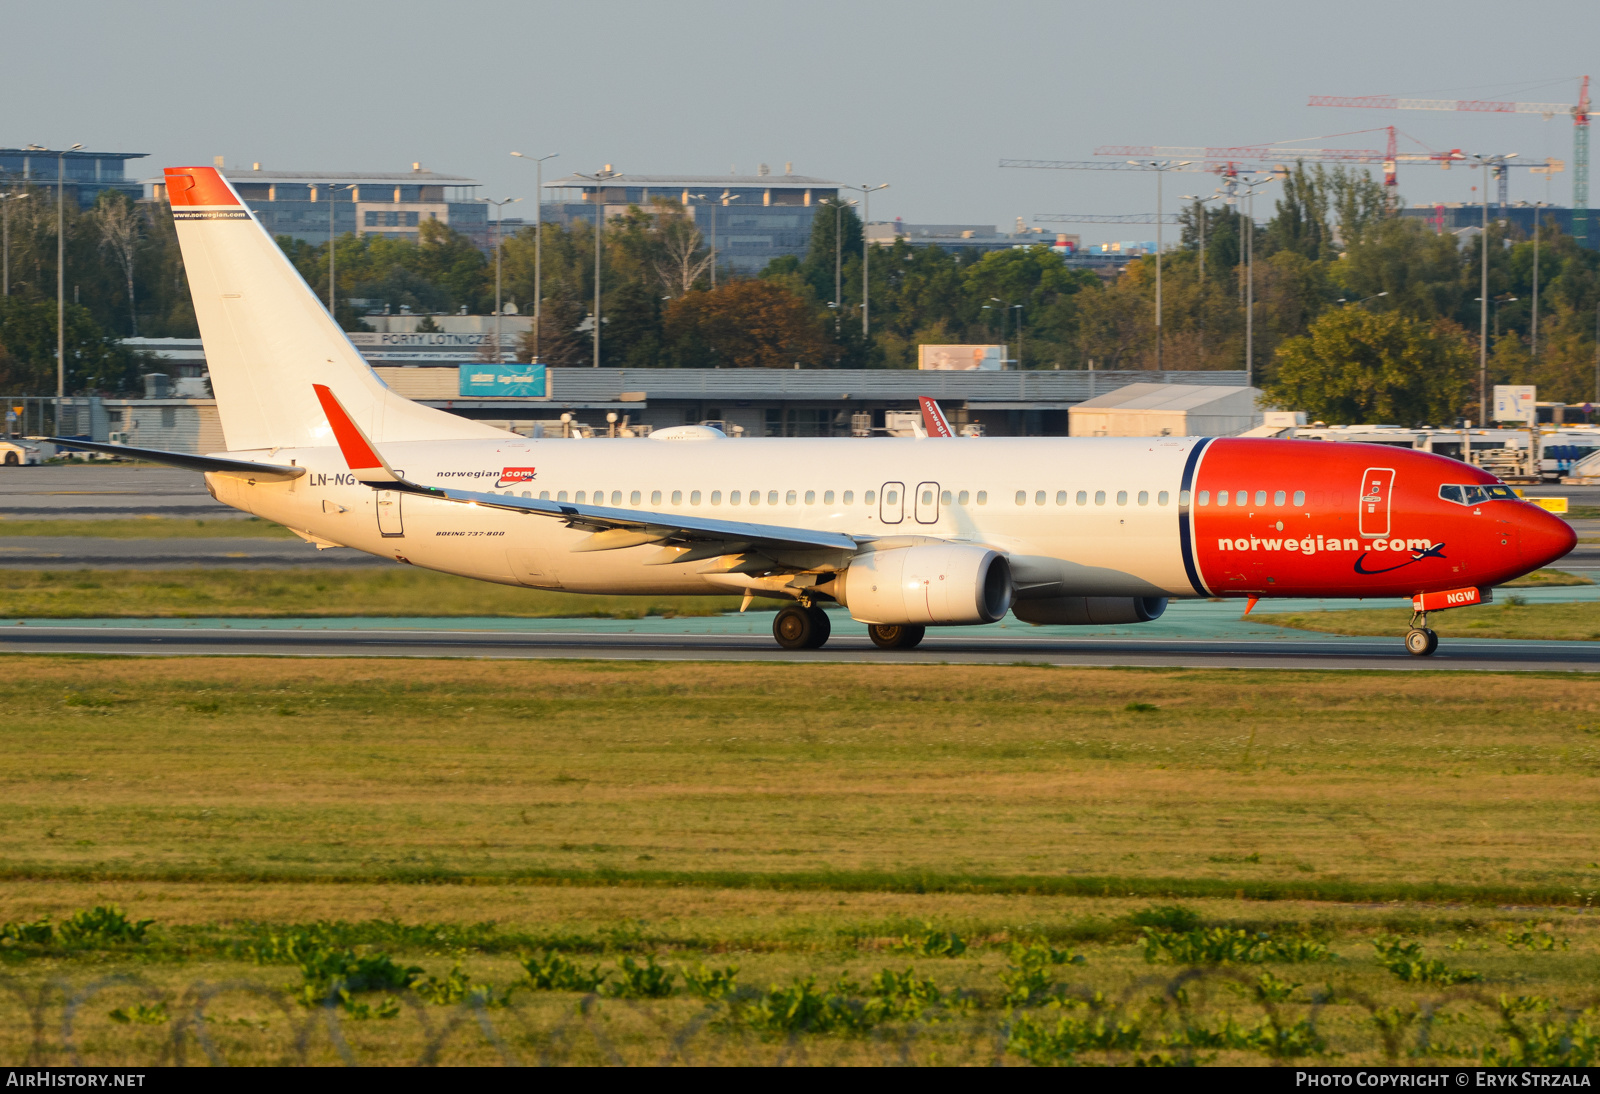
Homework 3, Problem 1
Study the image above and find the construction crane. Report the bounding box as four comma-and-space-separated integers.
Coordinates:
1033, 213, 1181, 224
1308, 77, 1591, 242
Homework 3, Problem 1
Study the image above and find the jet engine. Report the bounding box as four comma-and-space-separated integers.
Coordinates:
824, 545, 1013, 626
1011, 596, 1168, 626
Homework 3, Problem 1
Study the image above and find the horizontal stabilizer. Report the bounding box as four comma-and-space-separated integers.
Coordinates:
46, 439, 305, 480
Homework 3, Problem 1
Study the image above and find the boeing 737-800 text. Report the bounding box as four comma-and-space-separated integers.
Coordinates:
56, 167, 1575, 656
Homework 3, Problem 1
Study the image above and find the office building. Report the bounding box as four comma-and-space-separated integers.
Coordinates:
543, 165, 839, 273
146, 161, 490, 249
0, 148, 146, 208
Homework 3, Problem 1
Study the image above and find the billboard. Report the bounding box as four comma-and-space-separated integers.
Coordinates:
918, 345, 1005, 371
1493, 384, 1536, 423
458, 364, 548, 398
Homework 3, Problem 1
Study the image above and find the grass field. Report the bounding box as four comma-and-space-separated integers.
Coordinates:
1503, 567, 1594, 586
0, 517, 293, 538
0, 568, 744, 619
1256, 599, 1600, 641
2, 656, 1599, 1065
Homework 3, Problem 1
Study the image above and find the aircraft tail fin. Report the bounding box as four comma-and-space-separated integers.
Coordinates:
163, 166, 507, 451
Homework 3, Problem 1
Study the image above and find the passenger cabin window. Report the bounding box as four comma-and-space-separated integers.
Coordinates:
1015, 491, 1026, 506
1274, 490, 1286, 506
786, 490, 797, 505
1116, 490, 1128, 506
611, 490, 622, 505
690, 490, 701, 505
976, 491, 986, 505
1076, 491, 1087, 505
768, 491, 779, 505
749, 490, 760, 505
1254, 490, 1266, 507
1236, 491, 1247, 506
557, 490, 568, 502
650, 490, 662, 505
1158, 491, 1169, 505
1095, 490, 1106, 506
539, 490, 550, 500
957, 490, 968, 505
632, 490, 643, 505
1216, 491, 1227, 506
824, 490, 835, 504
941, 490, 952, 505
805, 490, 815, 505
671, 490, 682, 505
575, 491, 586, 503
865, 490, 875, 504
1293, 490, 1305, 507
1138, 491, 1149, 506
710, 490, 722, 505
1178, 490, 1190, 506
730, 490, 741, 504
844, 490, 855, 504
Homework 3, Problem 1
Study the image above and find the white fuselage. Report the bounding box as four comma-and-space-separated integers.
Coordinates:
209, 436, 1204, 599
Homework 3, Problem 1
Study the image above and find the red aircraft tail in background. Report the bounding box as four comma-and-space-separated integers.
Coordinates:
919, 397, 955, 437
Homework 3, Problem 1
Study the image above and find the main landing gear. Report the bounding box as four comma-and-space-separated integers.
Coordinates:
1405, 611, 1439, 657
773, 604, 832, 650
867, 623, 925, 650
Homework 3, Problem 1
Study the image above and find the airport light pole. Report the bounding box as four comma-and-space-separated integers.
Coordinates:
711, 191, 740, 289
1527, 199, 1545, 358
843, 184, 888, 337
1468, 154, 1517, 425
1229, 173, 1277, 388
509, 152, 558, 361
1129, 160, 1190, 371
29, 144, 82, 426
821, 198, 856, 333
321, 182, 353, 319
0, 184, 24, 298
570, 168, 617, 367
484, 197, 521, 362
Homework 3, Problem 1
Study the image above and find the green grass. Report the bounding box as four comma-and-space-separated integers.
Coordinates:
0, 568, 744, 618
3, 657, 1599, 1065
1256, 599, 1600, 641
1, 657, 1596, 893
1502, 567, 1594, 587
1566, 505, 1600, 520
0, 517, 296, 538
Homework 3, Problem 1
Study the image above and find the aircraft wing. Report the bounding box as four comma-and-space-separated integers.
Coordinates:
45, 438, 306, 480
405, 484, 862, 554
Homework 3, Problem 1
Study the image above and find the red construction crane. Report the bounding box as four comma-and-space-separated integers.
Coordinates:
1309, 78, 1590, 243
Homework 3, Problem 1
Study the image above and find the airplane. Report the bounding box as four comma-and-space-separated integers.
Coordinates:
57, 166, 1576, 657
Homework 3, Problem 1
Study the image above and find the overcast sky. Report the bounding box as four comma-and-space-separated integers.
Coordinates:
9, 0, 1595, 246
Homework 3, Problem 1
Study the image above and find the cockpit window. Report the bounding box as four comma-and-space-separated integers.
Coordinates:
1439, 483, 1517, 506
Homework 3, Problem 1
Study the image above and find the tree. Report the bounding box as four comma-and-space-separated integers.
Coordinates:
1265, 162, 1332, 260
1264, 306, 1473, 425
664, 280, 831, 368
90, 191, 143, 335
0, 297, 144, 394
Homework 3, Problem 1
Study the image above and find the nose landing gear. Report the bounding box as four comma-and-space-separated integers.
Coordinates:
1404, 611, 1438, 657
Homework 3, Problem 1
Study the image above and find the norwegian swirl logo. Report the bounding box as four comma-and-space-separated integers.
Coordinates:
496, 467, 538, 488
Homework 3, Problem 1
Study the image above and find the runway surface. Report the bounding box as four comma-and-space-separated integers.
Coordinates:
0, 537, 389, 568
4, 614, 1595, 671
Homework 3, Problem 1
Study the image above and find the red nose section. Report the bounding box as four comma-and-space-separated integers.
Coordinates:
1520, 504, 1577, 570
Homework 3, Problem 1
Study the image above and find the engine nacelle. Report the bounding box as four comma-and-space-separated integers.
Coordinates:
828, 545, 1013, 626
1011, 596, 1168, 626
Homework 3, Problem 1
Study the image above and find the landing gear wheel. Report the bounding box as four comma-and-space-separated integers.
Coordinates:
804, 605, 831, 648
1405, 628, 1438, 657
773, 605, 830, 650
867, 623, 926, 650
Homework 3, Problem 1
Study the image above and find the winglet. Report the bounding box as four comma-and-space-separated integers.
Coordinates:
919, 396, 955, 438
313, 384, 399, 483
